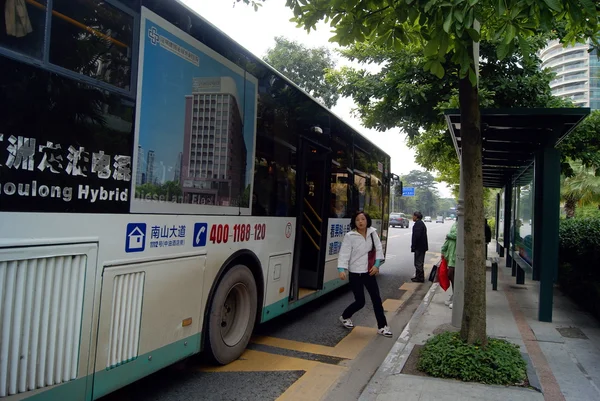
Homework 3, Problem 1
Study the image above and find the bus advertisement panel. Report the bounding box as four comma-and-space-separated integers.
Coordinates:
131, 9, 257, 215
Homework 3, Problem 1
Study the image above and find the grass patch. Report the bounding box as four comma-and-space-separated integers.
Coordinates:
417, 331, 527, 386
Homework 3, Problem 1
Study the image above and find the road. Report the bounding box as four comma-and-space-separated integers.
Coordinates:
100, 220, 452, 401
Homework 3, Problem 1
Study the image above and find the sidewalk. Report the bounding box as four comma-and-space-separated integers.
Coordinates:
358, 251, 600, 401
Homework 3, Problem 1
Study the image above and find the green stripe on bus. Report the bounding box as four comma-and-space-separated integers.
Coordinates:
92, 333, 201, 400
20, 376, 90, 401
261, 278, 347, 323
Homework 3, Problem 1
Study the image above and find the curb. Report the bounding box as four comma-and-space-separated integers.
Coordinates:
358, 282, 440, 401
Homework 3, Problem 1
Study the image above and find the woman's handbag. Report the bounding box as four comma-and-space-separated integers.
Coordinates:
429, 259, 440, 282
367, 233, 376, 272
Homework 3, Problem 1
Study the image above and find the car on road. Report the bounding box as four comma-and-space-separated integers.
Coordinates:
390, 213, 409, 228
424, 216, 432, 222
436, 216, 444, 223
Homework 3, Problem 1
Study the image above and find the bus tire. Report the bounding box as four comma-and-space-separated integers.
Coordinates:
206, 264, 258, 365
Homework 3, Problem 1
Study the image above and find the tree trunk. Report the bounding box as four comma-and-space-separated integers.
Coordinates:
564, 197, 576, 218
458, 63, 487, 346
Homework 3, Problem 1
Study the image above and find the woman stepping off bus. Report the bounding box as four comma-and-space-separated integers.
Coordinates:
337, 211, 392, 337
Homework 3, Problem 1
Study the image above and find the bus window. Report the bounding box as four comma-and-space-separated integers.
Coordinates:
0, 56, 134, 213
330, 124, 352, 218
252, 72, 298, 217
367, 147, 384, 219
49, 0, 134, 90
0, 0, 47, 59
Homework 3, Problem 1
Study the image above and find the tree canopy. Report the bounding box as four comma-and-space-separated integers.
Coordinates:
263, 36, 340, 108
393, 170, 445, 216
329, 37, 575, 192
559, 111, 600, 175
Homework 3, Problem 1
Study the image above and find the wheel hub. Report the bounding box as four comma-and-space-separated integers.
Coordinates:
220, 283, 250, 347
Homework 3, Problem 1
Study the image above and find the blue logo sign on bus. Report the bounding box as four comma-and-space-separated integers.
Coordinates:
126, 223, 147, 253
402, 187, 415, 197
193, 223, 208, 247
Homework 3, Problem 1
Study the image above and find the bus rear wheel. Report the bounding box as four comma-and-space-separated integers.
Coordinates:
206, 264, 257, 365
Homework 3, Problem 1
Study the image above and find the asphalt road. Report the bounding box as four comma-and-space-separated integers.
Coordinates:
101, 220, 452, 401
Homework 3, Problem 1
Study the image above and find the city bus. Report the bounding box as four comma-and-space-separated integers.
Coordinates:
0, 1, 393, 399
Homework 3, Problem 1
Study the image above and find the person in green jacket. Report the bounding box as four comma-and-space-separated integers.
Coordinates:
441, 220, 457, 309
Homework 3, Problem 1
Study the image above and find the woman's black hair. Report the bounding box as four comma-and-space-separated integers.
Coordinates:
350, 210, 372, 229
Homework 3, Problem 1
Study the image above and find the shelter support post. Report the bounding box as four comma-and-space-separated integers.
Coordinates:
451, 161, 465, 328
534, 144, 561, 322
503, 183, 513, 268
495, 193, 501, 254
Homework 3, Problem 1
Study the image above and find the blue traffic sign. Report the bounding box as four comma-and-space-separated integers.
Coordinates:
193, 223, 208, 247
402, 187, 415, 197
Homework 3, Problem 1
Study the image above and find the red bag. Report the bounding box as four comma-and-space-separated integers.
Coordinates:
438, 256, 450, 291
367, 233, 376, 272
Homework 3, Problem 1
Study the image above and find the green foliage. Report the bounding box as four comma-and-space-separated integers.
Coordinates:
332, 38, 574, 189
558, 218, 600, 268
418, 331, 526, 385
233, 0, 263, 11
575, 205, 600, 220
392, 170, 447, 216
558, 218, 600, 319
285, 0, 599, 85
403, 169, 438, 189
561, 160, 600, 217
488, 217, 496, 238
559, 111, 600, 173
263, 37, 340, 108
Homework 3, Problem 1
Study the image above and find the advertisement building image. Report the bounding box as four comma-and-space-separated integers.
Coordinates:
181, 77, 247, 206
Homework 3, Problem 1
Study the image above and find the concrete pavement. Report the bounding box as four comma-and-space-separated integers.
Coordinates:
358, 246, 600, 401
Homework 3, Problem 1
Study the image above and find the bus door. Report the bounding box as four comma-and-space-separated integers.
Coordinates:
292, 138, 331, 298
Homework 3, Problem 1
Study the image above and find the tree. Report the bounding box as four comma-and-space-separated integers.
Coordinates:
282, 0, 599, 345
559, 111, 600, 174
403, 169, 438, 189
329, 37, 572, 188
263, 36, 340, 108
561, 160, 600, 218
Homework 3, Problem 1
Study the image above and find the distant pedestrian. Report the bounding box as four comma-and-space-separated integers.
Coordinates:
411, 211, 428, 283
337, 211, 392, 337
441, 220, 457, 308
484, 219, 492, 259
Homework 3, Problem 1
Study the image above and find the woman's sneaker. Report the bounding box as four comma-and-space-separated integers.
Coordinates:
339, 316, 354, 328
378, 326, 392, 337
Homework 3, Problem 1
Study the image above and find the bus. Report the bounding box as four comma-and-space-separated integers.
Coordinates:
0, 1, 393, 399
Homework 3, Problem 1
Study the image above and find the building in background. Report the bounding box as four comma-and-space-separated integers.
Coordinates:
540, 40, 600, 110
136, 145, 144, 185
181, 76, 247, 206
145, 150, 155, 185
174, 152, 182, 182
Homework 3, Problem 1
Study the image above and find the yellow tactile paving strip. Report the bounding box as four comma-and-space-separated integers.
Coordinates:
199, 253, 441, 400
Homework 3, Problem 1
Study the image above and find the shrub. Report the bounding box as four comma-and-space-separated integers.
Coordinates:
559, 218, 600, 279
558, 218, 600, 320
418, 332, 527, 386
488, 217, 496, 239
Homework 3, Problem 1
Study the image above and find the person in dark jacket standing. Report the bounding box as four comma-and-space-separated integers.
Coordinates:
484, 218, 492, 259
411, 211, 429, 282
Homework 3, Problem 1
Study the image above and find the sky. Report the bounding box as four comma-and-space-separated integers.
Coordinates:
180, 0, 453, 198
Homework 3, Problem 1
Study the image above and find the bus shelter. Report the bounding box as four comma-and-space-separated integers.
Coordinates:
444, 108, 590, 322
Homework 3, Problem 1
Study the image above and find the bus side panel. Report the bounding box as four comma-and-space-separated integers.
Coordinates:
0, 243, 98, 401
92, 256, 206, 400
